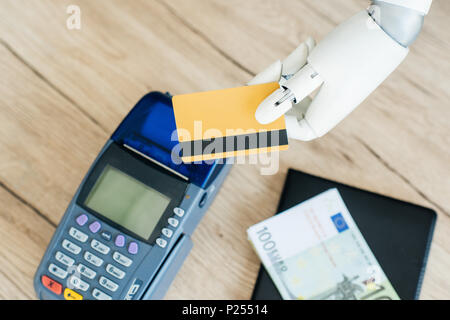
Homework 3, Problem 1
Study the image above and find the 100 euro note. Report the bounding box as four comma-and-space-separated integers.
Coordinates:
247, 189, 400, 300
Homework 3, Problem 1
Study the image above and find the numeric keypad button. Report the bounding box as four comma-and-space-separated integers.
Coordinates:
106, 264, 126, 280
91, 239, 110, 255
77, 264, 97, 280
62, 239, 81, 255
92, 288, 112, 300
99, 276, 119, 292
68, 276, 90, 292
83, 251, 104, 267
112, 252, 133, 267
68, 227, 88, 243
48, 263, 68, 280
55, 251, 75, 267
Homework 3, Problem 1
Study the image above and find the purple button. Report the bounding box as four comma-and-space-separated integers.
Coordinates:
115, 235, 125, 247
128, 242, 138, 255
89, 221, 101, 233
76, 214, 88, 226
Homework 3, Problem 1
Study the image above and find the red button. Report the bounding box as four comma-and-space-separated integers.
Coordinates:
41, 275, 62, 295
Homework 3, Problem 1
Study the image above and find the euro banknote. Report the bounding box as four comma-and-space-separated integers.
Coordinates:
247, 188, 400, 300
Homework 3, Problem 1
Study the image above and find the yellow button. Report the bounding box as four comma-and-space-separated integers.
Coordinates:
64, 288, 83, 300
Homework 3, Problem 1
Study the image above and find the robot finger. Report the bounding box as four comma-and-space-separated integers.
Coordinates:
281, 42, 309, 78
247, 60, 282, 86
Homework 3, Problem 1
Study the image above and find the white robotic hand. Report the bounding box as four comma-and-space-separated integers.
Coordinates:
248, 37, 319, 140
251, 0, 432, 141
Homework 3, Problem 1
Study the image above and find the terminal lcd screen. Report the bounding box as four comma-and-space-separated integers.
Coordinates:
85, 165, 170, 239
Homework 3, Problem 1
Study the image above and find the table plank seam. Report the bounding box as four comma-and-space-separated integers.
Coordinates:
0, 260, 31, 299
355, 136, 449, 217
157, 0, 256, 78
0, 180, 56, 229
0, 38, 108, 134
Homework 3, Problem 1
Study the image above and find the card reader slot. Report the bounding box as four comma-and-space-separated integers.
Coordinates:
124, 144, 188, 181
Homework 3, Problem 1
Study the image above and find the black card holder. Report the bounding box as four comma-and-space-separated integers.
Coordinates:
251, 169, 436, 300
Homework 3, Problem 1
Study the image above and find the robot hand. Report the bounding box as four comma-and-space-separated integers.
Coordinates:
251, 0, 432, 141
248, 37, 318, 141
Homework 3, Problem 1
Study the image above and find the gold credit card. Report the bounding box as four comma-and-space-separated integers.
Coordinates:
172, 82, 288, 162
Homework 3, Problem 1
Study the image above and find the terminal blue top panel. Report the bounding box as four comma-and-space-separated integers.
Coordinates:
112, 92, 223, 188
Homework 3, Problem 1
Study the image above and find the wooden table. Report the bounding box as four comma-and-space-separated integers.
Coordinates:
0, 0, 449, 300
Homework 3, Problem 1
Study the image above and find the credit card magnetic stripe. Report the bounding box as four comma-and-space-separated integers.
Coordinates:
180, 129, 288, 161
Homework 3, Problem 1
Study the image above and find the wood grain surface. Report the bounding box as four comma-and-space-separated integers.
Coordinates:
0, 0, 448, 299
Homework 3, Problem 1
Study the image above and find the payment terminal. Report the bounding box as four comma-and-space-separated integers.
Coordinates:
34, 92, 231, 300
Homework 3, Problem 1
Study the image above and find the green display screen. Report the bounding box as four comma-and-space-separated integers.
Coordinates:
84, 165, 170, 239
